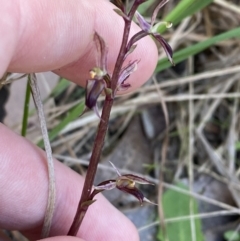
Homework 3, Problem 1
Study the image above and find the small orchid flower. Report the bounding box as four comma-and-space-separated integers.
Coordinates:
127, 0, 174, 65
85, 32, 110, 117
85, 32, 140, 110
85, 78, 106, 118
94, 162, 157, 206
116, 59, 139, 92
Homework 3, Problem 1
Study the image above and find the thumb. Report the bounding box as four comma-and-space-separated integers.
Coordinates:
0, 232, 86, 241
1, 0, 157, 91
39, 237, 85, 241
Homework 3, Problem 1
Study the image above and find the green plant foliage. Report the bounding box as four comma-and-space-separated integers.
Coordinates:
235, 141, 240, 151
224, 231, 240, 241
21, 77, 31, 137
156, 27, 240, 73
158, 182, 203, 241
157, 0, 213, 33
137, 0, 155, 14
37, 101, 85, 148
49, 78, 71, 99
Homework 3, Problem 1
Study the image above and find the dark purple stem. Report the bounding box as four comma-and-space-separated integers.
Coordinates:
68, 99, 113, 236
67, 1, 142, 236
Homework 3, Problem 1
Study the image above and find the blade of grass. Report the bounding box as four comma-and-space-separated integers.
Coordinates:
137, 0, 155, 14
156, 27, 240, 72
37, 101, 85, 148
29, 73, 56, 238
157, 0, 213, 33
21, 77, 31, 136
49, 78, 70, 99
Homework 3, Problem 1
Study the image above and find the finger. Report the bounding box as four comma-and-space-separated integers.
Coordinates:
1, 0, 158, 91
0, 123, 139, 241
40, 237, 85, 241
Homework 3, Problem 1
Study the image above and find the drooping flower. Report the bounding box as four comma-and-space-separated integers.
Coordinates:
128, 0, 174, 65
85, 32, 110, 117
93, 162, 157, 205
116, 59, 139, 92
85, 78, 106, 118
85, 32, 141, 110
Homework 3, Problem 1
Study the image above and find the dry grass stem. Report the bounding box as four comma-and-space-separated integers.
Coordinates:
214, 0, 240, 14
29, 73, 56, 238
188, 57, 196, 241
138, 209, 239, 232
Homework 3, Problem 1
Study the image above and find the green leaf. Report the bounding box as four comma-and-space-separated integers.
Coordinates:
224, 231, 240, 241
156, 27, 240, 73
158, 182, 203, 241
37, 101, 85, 148
21, 77, 31, 137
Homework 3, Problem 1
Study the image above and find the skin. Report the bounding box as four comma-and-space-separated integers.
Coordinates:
0, 0, 158, 240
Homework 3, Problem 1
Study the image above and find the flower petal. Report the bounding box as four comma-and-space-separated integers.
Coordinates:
124, 44, 137, 60
94, 32, 108, 74
86, 79, 105, 109
94, 179, 117, 191
126, 30, 148, 54
151, 0, 169, 26
153, 33, 174, 65
122, 174, 155, 185
118, 60, 138, 88
135, 11, 151, 32
117, 185, 145, 205
143, 197, 158, 205
93, 104, 102, 119
118, 82, 131, 92
109, 161, 121, 176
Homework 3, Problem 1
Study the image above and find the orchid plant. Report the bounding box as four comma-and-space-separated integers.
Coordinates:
68, 0, 174, 236
94, 162, 157, 205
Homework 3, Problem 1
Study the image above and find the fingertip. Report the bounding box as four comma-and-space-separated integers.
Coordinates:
0, 0, 20, 77
40, 237, 85, 241
7, 0, 96, 72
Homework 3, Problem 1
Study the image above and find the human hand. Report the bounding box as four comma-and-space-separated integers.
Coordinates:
0, 0, 158, 240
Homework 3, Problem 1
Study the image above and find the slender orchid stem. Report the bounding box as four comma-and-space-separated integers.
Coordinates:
68, 98, 113, 235
67, 4, 137, 236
